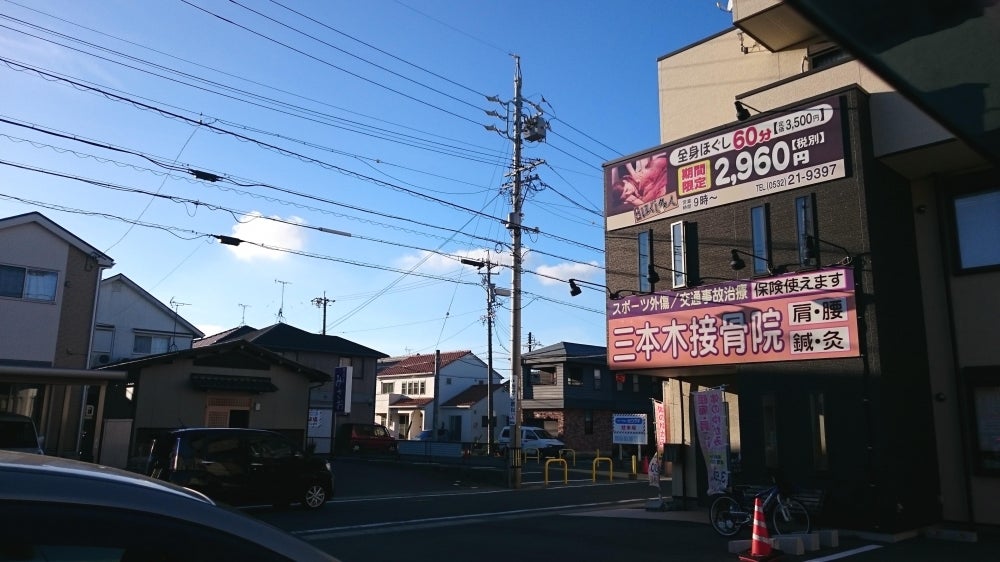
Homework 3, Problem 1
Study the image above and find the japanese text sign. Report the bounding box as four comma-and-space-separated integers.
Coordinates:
604, 95, 847, 231
612, 413, 648, 445
607, 268, 859, 369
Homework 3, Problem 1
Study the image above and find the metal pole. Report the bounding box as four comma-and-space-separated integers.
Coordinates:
510, 55, 524, 489
486, 268, 494, 456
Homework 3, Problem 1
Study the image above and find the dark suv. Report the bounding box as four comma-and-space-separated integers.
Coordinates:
147, 428, 333, 510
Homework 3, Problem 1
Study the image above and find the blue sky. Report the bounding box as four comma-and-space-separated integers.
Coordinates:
0, 0, 731, 379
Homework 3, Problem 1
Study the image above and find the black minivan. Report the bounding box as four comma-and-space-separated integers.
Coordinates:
147, 428, 333, 510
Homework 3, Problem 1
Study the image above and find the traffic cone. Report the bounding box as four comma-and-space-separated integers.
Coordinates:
738, 496, 783, 561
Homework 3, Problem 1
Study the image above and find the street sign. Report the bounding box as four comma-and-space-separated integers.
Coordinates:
612, 413, 647, 445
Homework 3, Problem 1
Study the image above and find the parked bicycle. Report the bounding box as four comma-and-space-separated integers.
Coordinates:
709, 480, 812, 537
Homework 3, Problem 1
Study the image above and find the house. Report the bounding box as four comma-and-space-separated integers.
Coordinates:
376, 350, 506, 442
93, 273, 204, 367
98, 339, 329, 469
597, 0, 999, 532
0, 212, 123, 460
194, 323, 388, 454
521, 342, 662, 457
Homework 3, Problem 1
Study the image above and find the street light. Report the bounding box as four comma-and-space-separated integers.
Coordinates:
461, 257, 506, 455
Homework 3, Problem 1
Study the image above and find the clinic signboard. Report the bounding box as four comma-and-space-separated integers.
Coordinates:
613, 413, 648, 445
604, 94, 847, 231
607, 267, 860, 369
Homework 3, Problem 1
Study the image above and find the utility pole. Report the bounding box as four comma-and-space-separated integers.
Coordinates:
461, 257, 508, 456
312, 292, 334, 335
487, 54, 546, 489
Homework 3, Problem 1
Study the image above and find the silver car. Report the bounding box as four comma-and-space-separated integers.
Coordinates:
0, 451, 340, 561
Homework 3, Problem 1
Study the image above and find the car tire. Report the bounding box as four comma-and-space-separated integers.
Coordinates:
301, 483, 328, 510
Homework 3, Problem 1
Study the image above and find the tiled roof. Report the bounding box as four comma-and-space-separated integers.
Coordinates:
390, 397, 434, 408
522, 341, 606, 365
377, 350, 472, 376
194, 323, 387, 358
440, 381, 510, 408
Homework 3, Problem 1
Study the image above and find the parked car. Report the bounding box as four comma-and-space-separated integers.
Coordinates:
333, 423, 398, 455
146, 427, 333, 510
0, 450, 339, 561
0, 412, 43, 454
497, 425, 565, 458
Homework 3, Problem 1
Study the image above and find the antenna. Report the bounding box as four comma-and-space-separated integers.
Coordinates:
274, 279, 291, 323
237, 303, 250, 326
168, 297, 190, 352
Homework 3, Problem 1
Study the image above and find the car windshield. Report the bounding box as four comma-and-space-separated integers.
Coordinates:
532, 429, 557, 439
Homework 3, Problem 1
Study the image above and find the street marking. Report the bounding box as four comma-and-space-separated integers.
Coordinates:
804, 544, 883, 561
294, 498, 643, 540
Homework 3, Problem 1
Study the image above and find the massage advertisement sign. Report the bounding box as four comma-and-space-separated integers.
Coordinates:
604, 95, 847, 231
607, 267, 859, 369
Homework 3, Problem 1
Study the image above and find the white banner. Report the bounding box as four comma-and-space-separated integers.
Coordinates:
652, 399, 667, 452
694, 389, 730, 495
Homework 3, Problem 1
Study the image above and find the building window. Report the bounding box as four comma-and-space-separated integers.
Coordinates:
638, 229, 652, 293
132, 334, 169, 355
954, 189, 1000, 270
762, 394, 779, 469
670, 221, 687, 288
750, 205, 772, 276
584, 410, 594, 435
811, 393, 829, 470
593, 369, 601, 390
566, 367, 583, 386
808, 45, 850, 70
380, 382, 394, 394
966, 366, 1000, 475
632, 374, 640, 392
796, 194, 818, 268
0, 265, 58, 302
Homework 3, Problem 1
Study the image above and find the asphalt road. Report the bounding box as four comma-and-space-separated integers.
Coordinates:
248, 457, 1000, 562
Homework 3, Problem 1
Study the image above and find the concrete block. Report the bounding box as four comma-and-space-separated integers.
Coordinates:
818, 528, 839, 548
772, 535, 804, 555
783, 532, 820, 551
728, 539, 751, 554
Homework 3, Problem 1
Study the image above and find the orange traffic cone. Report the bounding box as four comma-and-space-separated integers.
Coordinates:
738, 497, 783, 561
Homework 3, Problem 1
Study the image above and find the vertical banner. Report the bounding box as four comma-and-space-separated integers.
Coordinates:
333, 366, 353, 414
694, 389, 730, 495
653, 399, 667, 453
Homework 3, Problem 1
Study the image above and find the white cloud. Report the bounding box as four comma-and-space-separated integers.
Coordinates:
533, 260, 603, 286
226, 212, 307, 262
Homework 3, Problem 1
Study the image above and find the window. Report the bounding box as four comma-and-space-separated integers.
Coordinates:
966, 366, 1000, 475
954, 189, 1000, 270
565, 366, 583, 386
584, 410, 594, 434
670, 221, 687, 288
633, 374, 640, 392
380, 382, 394, 394
132, 334, 169, 355
808, 44, 850, 70
0, 264, 58, 302
593, 369, 601, 390
638, 229, 652, 293
796, 194, 818, 268
750, 205, 772, 275
811, 393, 829, 470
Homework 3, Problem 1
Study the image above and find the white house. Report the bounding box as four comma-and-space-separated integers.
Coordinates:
375, 350, 507, 443
93, 273, 204, 367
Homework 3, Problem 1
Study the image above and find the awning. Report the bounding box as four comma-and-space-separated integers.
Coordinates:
189, 373, 277, 393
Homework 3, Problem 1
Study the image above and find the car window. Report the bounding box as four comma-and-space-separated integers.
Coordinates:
249, 435, 295, 460
0, 419, 37, 448
0, 503, 298, 562
524, 430, 538, 440
499, 428, 509, 439
373, 425, 388, 438
535, 429, 557, 439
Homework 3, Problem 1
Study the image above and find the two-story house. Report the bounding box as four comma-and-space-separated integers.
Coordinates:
194, 323, 387, 455
521, 342, 662, 457
376, 350, 506, 443
0, 212, 123, 459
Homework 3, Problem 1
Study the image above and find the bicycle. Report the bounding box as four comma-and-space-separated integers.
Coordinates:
709, 482, 812, 536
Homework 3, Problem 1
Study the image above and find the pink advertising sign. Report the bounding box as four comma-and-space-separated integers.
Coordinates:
607, 268, 859, 369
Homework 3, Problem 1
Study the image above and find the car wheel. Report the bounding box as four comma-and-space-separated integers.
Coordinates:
301, 483, 328, 510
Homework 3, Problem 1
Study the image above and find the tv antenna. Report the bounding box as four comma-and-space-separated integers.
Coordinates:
237, 303, 251, 326
275, 279, 291, 323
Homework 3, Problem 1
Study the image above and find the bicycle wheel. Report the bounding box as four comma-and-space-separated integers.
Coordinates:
709, 495, 744, 536
771, 497, 811, 535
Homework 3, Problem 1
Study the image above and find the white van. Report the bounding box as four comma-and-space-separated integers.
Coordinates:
496, 425, 564, 458
0, 412, 44, 454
